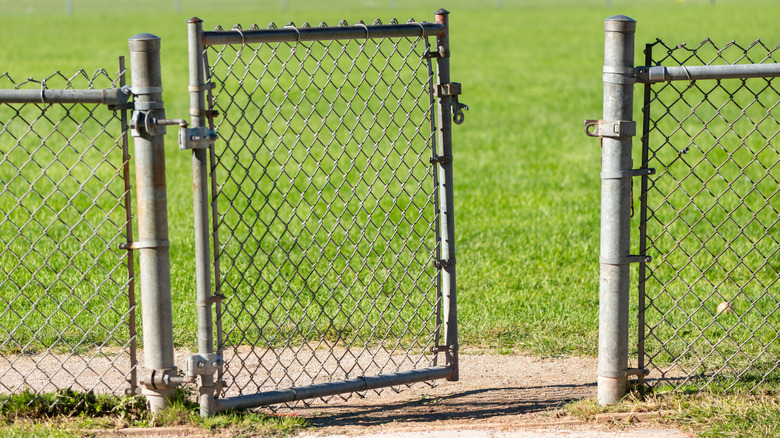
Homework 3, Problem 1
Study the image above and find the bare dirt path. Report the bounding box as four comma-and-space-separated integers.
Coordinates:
82, 349, 689, 437
278, 351, 690, 437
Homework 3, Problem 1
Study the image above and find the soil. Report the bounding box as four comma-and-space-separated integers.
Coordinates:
4, 348, 691, 437
280, 350, 691, 437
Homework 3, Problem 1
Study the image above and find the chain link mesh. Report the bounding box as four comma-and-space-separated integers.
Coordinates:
203, 19, 443, 402
640, 39, 780, 391
0, 69, 136, 404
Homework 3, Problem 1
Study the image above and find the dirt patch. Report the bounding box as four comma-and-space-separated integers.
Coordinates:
256, 351, 688, 437
6, 348, 688, 437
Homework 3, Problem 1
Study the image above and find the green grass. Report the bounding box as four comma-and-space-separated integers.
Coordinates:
2, 0, 780, 396
567, 385, 780, 437
0, 387, 307, 437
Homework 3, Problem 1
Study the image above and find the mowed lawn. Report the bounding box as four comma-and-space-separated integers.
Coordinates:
1, 0, 780, 362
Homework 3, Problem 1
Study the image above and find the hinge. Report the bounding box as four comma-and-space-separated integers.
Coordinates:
433, 258, 456, 269
179, 126, 217, 150
429, 345, 449, 353
197, 294, 225, 308
584, 119, 636, 138
424, 49, 450, 59
429, 155, 453, 165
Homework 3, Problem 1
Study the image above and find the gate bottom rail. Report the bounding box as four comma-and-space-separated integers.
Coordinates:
215, 366, 456, 412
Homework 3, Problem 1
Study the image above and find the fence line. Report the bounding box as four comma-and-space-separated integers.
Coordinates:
588, 16, 780, 403
0, 66, 137, 403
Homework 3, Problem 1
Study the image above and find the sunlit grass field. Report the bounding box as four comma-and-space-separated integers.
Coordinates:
1, 0, 780, 382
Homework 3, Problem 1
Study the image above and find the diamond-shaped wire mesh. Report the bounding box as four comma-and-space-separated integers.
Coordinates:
639, 39, 780, 391
0, 69, 136, 405
204, 19, 442, 402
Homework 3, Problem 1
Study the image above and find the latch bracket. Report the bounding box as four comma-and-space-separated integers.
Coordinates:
584, 119, 636, 138
435, 82, 462, 98
179, 126, 217, 151
185, 353, 223, 379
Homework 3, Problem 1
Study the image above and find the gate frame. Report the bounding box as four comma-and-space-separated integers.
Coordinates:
185, 9, 461, 417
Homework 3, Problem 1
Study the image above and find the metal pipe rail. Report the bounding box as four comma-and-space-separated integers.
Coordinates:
0, 87, 130, 106
202, 22, 445, 46
214, 366, 455, 412
636, 63, 780, 83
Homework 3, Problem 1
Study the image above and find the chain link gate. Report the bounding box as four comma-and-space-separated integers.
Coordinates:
588, 16, 780, 403
638, 39, 780, 393
184, 10, 463, 414
0, 65, 138, 404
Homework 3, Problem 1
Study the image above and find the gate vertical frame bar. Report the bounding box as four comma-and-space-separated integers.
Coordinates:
433, 8, 459, 381
597, 15, 636, 405
119, 55, 138, 395
187, 17, 218, 418
637, 43, 654, 387
128, 33, 177, 411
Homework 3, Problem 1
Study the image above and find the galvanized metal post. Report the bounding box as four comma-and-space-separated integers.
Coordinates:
433, 9, 459, 381
128, 33, 177, 412
597, 15, 636, 405
187, 17, 218, 418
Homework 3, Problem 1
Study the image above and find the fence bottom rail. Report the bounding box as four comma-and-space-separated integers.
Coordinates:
214, 366, 456, 412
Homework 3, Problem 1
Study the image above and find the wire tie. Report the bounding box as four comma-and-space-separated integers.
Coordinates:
233, 27, 246, 47
356, 22, 370, 40
414, 21, 426, 38
284, 24, 302, 43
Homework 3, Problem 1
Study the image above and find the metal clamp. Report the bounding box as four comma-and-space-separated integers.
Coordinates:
140, 367, 193, 389
179, 126, 218, 150
185, 353, 223, 378
584, 119, 636, 138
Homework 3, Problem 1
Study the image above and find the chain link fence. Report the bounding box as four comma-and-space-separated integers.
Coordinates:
0, 66, 137, 404
638, 38, 780, 391
194, 17, 457, 407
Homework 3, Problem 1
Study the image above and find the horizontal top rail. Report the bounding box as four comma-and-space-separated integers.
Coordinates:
202, 22, 445, 46
0, 86, 130, 106
636, 63, 780, 84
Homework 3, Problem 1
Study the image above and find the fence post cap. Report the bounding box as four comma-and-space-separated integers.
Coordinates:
604, 15, 636, 32
188, 17, 203, 24
128, 33, 161, 52
129, 33, 161, 42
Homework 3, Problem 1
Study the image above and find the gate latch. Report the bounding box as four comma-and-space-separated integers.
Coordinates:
435, 82, 468, 125
179, 126, 218, 151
